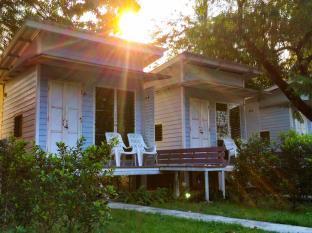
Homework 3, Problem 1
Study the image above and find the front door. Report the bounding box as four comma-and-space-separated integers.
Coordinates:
190, 98, 210, 148
48, 81, 81, 153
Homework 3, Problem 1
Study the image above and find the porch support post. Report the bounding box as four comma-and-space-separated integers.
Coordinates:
174, 172, 180, 199
140, 175, 147, 188
183, 171, 190, 191
204, 171, 209, 202
218, 172, 222, 191
220, 170, 226, 199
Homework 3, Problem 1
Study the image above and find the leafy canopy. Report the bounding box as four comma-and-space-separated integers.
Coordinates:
0, 0, 139, 53
156, 0, 312, 119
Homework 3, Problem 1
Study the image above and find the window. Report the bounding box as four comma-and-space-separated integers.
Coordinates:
260, 131, 270, 142
14, 114, 23, 137
155, 124, 163, 141
216, 103, 229, 139
95, 88, 135, 145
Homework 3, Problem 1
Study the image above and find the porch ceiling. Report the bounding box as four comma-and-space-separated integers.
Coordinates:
182, 80, 261, 101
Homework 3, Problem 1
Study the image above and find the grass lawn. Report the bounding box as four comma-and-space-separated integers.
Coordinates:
152, 200, 312, 227
105, 209, 270, 233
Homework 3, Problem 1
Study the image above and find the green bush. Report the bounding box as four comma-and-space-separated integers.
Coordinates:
229, 131, 312, 208
119, 186, 172, 205
228, 135, 281, 204
0, 137, 115, 233
279, 131, 312, 207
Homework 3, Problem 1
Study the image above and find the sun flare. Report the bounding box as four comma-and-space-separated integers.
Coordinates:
118, 10, 149, 42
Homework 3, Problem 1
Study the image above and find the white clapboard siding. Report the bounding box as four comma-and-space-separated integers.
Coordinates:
260, 106, 291, 142
1, 68, 37, 142
245, 100, 261, 138
155, 86, 183, 149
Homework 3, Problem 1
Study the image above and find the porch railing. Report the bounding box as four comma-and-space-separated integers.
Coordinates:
156, 147, 227, 167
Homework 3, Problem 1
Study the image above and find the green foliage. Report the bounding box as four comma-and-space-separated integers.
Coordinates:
119, 186, 172, 205
0, 0, 139, 53
229, 131, 312, 209
157, 0, 312, 119
0, 137, 115, 233
279, 131, 312, 207
229, 136, 281, 203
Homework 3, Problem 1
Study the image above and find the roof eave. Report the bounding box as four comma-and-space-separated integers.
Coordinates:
24, 20, 165, 56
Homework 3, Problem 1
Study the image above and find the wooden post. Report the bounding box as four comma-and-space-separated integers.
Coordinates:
218, 172, 222, 191
183, 171, 190, 191
140, 175, 147, 188
221, 170, 225, 199
204, 171, 209, 202
174, 172, 180, 199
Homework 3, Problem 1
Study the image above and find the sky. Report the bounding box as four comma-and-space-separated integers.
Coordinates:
118, 0, 195, 43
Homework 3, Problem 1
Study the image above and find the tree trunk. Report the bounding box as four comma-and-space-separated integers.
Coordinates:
236, 0, 312, 121
244, 38, 312, 121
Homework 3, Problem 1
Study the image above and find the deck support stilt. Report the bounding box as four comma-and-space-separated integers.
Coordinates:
174, 172, 180, 199
221, 171, 225, 199
218, 172, 222, 191
204, 171, 209, 202
183, 171, 190, 191
140, 175, 147, 188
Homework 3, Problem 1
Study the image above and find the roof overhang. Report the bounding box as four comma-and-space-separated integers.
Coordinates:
8, 54, 170, 82
182, 80, 262, 100
181, 52, 261, 78
152, 52, 261, 79
0, 20, 165, 79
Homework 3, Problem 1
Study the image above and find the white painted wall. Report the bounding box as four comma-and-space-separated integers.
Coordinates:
245, 100, 260, 138
259, 106, 291, 142
154, 86, 183, 149
1, 67, 38, 141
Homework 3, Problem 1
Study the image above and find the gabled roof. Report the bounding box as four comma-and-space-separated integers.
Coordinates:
0, 20, 165, 78
152, 51, 261, 78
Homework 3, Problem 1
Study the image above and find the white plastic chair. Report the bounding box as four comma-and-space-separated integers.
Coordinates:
223, 137, 238, 159
105, 132, 137, 167
127, 133, 157, 166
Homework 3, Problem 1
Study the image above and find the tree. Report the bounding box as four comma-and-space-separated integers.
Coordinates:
0, 0, 139, 53
157, 0, 312, 120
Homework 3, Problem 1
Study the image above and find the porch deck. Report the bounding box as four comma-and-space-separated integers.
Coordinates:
105, 146, 232, 201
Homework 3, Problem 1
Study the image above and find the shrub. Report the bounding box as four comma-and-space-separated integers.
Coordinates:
279, 131, 312, 207
0, 137, 115, 233
119, 186, 172, 205
228, 135, 282, 204
229, 131, 312, 209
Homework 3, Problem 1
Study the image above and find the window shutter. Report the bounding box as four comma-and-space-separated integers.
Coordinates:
230, 106, 241, 139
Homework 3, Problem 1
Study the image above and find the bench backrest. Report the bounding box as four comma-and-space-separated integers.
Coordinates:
157, 147, 226, 166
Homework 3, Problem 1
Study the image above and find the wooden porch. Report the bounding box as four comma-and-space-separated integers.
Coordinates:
105, 146, 233, 202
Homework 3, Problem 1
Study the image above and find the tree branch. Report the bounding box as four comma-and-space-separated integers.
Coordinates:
235, 0, 312, 121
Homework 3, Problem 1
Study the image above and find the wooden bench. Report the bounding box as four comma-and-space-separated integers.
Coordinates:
157, 147, 227, 167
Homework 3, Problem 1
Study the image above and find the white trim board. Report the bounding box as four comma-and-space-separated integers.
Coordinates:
103, 165, 234, 176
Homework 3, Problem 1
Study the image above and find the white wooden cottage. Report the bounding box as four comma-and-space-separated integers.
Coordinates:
1, 20, 310, 201
145, 52, 261, 150
0, 20, 167, 153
